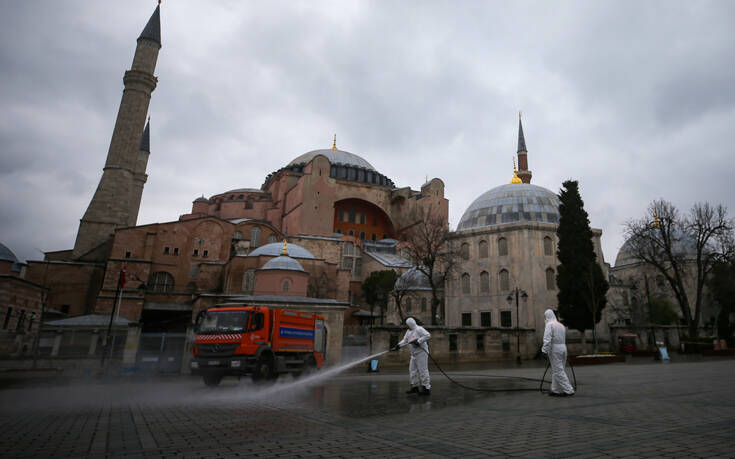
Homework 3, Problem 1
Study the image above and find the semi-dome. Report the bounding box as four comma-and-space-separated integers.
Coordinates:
288, 149, 376, 172
395, 267, 442, 291
248, 242, 315, 259
260, 255, 305, 272
458, 183, 560, 231
0, 243, 19, 263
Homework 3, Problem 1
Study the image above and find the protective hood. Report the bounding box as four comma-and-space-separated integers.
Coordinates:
544, 309, 557, 324
406, 317, 417, 330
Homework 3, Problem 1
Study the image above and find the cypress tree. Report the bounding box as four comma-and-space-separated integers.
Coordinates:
556, 180, 609, 348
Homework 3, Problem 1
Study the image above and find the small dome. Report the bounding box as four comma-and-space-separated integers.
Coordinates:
249, 242, 315, 259
458, 183, 560, 231
193, 196, 208, 203
261, 255, 305, 272
395, 267, 442, 291
288, 149, 376, 172
0, 243, 19, 263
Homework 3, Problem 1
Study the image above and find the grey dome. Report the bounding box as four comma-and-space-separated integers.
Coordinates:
261, 255, 305, 272
458, 183, 560, 231
395, 267, 442, 291
0, 243, 19, 263
615, 232, 697, 268
193, 196, 208, 203
288, 149, 376, 172
249, 242, 315, 259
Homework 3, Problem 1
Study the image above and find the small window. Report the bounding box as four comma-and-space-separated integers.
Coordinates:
461, 273, 471, 294
348, 207, 356, 223
461, 312, 472, 327
360, 213, 366, 224
479, 240, 488, 258
449, 334, 458, 352
499, 269, 510, 291
501, 310, 512, 327
203, 250, 209, 258
267, 235, 278, 244
421, 298, 427, 312
546, 268, 555, 290
125, 251, 131, 259
360, 231, 366, 240
336, 228, 342, 234
15, 310, 25, 332
282, 279, 290, 293
250, 226, 262, 248
405, 297, 412, 312
476, 334, 484, 351
544, 236, 553, 256
163, 246, 170, 255
498, 237, 508, 256
371, 233, 376, 241
348, 230, 354, 236
461, 243, 470, 260
193, 249, 199, 256
338, 209, 344, 222
173, 247, 179, 256
480, 271, 489, 293
481, 311, 491, 327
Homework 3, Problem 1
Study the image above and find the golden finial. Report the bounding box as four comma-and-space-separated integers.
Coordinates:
332, 134, 337, 150
281, 240, 288, 256
652, 211, 660, 228
510, 157, 522, 184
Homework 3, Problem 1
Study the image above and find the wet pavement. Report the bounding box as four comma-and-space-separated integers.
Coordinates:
1, 358, 734, 458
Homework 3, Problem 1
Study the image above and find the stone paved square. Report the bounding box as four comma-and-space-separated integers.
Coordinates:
1, 359, 733, 458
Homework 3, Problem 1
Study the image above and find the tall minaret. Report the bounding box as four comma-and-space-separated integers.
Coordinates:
73, 5, 161, 259
516, 112, 532, 184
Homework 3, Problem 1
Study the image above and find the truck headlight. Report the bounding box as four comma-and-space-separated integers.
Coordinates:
191, 361, 199, 369
231, 360, 241, 368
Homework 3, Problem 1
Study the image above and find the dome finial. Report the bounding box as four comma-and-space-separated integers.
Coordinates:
281, 240, 288, 255
332, 134, 337, 150
510, 157, 522, 184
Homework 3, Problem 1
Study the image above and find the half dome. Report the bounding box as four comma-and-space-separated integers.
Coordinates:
458, 183, 560, 231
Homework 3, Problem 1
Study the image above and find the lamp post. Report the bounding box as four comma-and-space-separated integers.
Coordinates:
507, 288, 528, 364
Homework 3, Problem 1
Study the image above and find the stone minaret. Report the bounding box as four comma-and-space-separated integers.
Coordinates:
516, 112, 532, 184
73, 6, 161, 259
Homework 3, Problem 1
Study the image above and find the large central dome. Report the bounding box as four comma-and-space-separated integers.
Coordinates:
288, 149, 376, 172
458, 183, 560, 231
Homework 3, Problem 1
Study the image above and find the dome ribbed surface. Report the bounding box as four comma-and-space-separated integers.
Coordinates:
288, 149, 376, 171
248, 242, 315, 259
261, 255, 305, 272
458, 183, 560, 231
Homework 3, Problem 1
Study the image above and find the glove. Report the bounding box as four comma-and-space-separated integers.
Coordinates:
389, 345, 399, 352
410, 340, 420, 347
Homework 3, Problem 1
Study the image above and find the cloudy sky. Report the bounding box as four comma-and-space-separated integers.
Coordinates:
1, 0, 734, 265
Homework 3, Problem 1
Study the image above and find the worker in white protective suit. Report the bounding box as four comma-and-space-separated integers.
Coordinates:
541, 309, 575, 396
391, 317, 431, 395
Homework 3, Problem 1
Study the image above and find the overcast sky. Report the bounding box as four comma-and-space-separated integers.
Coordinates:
2, 0, 734, 265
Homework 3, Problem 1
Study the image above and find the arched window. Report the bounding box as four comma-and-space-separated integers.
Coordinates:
242, 269, 255, 294
546, 268, 556, 290
544, 236, 553, 256
406, 297, 412, 312
479, 240, 488, 258
348, 207, 356, 223
250, 226, 261, 248
480, 271, 490, 294
461, 243, 470, 260
148, 271, 174, 293
421, 298, 427, 312
461, 273, 471, 294
282, 279, 290, 293
499, 269, 510, 291
267, 234, 278, 244
498, 237, 508, 256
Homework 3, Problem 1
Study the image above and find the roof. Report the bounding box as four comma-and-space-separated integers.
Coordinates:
260, 255, 306, 272
138, 5, 161, 46
249, 242, 315, 259
224, 188, 267, 194
45, 314, 132, 327
458, 183, 560, 231
517, 117, 527, 152
363, 250, 412, 268
395, 267, 442, 291
288, 149, 376, 172
0, 243, 19, 263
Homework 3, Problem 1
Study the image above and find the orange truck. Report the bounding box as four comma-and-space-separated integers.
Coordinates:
190, 305, 326, 386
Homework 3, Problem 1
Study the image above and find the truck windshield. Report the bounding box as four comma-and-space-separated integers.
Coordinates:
198, 311, 250, 333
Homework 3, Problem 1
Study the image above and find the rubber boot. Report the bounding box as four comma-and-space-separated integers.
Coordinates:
420, 386, 431, 396
405, 386, 419, 394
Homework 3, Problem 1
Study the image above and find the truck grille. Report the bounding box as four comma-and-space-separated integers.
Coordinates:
197, 343, 240, 357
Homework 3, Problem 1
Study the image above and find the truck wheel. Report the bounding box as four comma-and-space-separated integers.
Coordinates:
203, 372, 223, 387
252, 355, 275, 382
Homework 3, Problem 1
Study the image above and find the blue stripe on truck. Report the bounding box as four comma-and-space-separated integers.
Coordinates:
279, 327, 314, 339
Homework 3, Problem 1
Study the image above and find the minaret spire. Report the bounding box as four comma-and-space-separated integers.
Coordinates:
332, 134, 337, 150
516, 112, 532, 184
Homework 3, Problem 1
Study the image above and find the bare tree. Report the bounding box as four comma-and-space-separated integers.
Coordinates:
401, 207, 457, 325
390, 287, 409, 323
624, 200, 734, 337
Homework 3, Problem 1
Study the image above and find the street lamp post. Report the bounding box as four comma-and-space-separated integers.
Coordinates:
507, 288, 528, 364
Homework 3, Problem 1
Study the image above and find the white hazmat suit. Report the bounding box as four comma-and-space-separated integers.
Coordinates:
541, 309, 575, 395
397, 317, 431, 392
